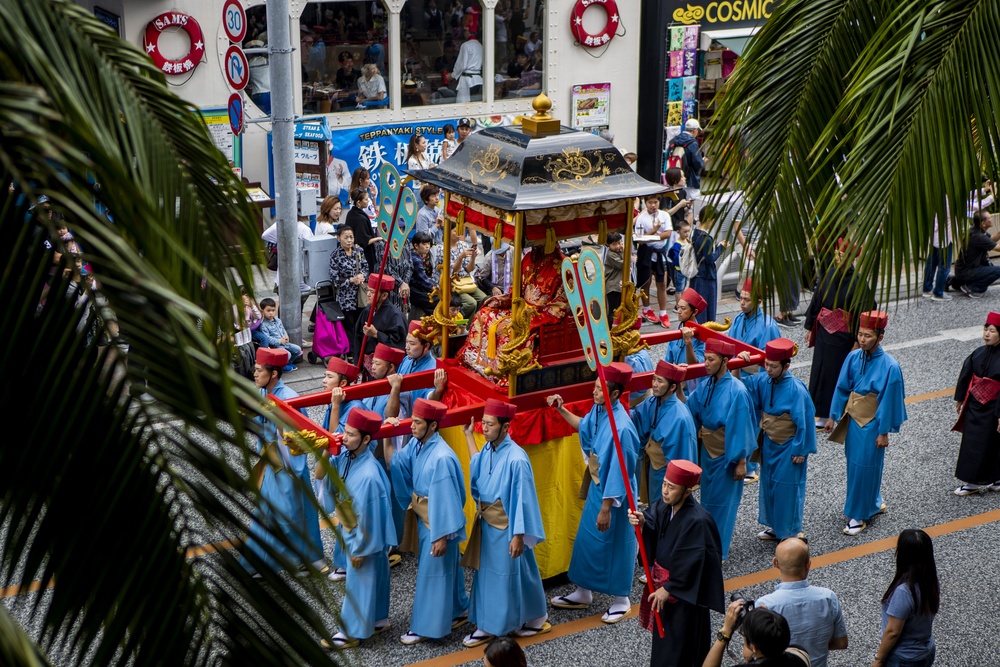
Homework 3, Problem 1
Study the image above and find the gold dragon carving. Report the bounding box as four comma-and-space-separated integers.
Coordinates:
486, 297, 542, 377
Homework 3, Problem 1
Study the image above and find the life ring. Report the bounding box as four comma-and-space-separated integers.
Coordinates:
143, 12, 205, 75
570, 0, 620, 48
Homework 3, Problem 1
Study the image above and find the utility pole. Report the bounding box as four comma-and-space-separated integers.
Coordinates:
266, 0, 303, 346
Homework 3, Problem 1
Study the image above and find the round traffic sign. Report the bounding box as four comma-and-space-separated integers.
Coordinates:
224, 44, 249, 91
222, 0, 246, 43
228, 93, 243, 136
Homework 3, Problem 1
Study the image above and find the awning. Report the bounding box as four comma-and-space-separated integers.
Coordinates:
702, 27, 760, 56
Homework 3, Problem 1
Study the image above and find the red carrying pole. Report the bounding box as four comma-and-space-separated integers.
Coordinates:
568, 259, 664, 638
355, 179, 408, 374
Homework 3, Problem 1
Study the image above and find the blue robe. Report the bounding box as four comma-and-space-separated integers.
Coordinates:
468, 435, 547, 636
664, 329, 705, 394
631, 394, 698, 502
741, 372, 817, 538
729, 308, 780, 475
686, 372, 755, 560
831, 347, 907, 521
397, 351, 437, 416
323, 398, 369, 570
364, 387, 407, 543
568, 401, 640, 596
390, 432, 469, 638
625, 348, 654, 374
242, 381, 324, 574
337, 449, 397, 639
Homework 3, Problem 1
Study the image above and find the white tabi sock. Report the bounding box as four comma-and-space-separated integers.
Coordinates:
562, 587, 592, 605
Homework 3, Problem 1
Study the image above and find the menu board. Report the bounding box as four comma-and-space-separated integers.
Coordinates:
571, 83, 611, 130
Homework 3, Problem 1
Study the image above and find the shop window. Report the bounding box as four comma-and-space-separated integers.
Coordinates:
495, 0, 543, 100
400, 0, 484, 107
243, 2, 390, 115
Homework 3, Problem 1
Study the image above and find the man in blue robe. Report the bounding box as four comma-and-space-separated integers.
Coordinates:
632, 360, 698, 504
664, 287, 708, 394
459, 399, 548, 647
241, 347, 326, 577
319, 356, 367, 581
827, 311, 907, 536
365, 342, 408, 549
684, 338, 755, 561
737, 338, 817, 541
547, 362, 641, 624
317, 409, 396, 649
729, 278, 781, 483
387, 321, 438, 422
384, 398, 469, 644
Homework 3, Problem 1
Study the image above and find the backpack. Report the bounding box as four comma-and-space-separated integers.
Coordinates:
679, 241, 699, 279
666, 140, 688, 171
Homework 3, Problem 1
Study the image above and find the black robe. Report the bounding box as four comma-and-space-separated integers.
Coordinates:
641, 495, 725, 667
803, 266, 873, 418
344, 206, 378, 270
954, 344, 1000, 484
352, 300, 406, 361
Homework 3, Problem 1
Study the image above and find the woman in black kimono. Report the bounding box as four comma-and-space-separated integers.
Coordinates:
953, 311, 1000, 495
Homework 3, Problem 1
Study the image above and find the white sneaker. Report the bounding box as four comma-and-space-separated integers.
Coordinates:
931, 293, 953, 301
921, 291, 933, 298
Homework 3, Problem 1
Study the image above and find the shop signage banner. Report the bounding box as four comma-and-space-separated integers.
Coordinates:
666, 0, 776, 29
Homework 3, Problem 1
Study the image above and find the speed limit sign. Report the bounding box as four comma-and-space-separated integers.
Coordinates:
222, 0, 246, 43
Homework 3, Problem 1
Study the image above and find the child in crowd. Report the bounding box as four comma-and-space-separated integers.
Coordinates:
449, 294, 468, 335
667, 218, 693, 312
416, 184, 444, 243
257, 297, 303, 371
441, 123, 458, 162
605, 233, 624, 318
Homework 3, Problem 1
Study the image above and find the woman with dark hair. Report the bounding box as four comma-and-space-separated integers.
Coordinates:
343, 186, 379, 269
348, 167, 378, 221
483, 636, 527, 667
873, 529, 939, 667
703, 602, 809, 666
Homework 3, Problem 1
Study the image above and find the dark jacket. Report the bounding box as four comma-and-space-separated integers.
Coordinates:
344, 206, 377, 269
956, 226, 997, 277
692, 228, 724, 281
670, 131, 704, 189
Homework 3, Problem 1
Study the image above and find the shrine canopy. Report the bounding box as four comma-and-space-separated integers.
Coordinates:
407, 120, 667, 246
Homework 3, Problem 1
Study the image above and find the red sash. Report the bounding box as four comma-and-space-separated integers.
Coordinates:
952, 374, 1000, 433
639, 561, 671, 632
817, 307, 851, 335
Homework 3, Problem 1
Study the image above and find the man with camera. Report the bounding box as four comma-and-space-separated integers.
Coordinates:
628, 459, 724, 667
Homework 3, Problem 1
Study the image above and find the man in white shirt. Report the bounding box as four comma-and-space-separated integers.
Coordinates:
451, 27, 483, 103
634, 195, 674, 328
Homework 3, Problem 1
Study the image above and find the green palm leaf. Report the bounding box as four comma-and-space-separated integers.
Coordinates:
1, 1, 343, 664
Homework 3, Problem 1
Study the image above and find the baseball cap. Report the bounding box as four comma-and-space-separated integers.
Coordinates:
685, 118, 702, 131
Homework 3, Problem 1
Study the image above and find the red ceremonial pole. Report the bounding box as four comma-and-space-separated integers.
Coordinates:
355, 178, 409, 375
568, 259, 664, 638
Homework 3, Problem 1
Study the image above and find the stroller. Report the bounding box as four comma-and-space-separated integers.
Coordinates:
307, 280, 351, 365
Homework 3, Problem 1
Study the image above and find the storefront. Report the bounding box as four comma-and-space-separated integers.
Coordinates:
635, 0, 777, 185
77, 0, 646, 193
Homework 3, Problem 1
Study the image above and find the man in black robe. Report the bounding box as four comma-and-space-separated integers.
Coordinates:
353, 273, 406, 376
803, 239, 874, 428
629, 460, 725, 667
953, 310, 1000, 494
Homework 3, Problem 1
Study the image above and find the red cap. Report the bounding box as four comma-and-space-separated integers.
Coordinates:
368, 273, 396, 291
604, 361, 633, 385
408, 320, 426, 337
988, 312, 1000, 328
837, 238, 862, 256
655, 360, 686, 383
741, 278, 753, 295
705, 338, 735, 357
765, 338, 796, 361
374, 342, 406, 366
346, 408, 383, 435
679, 287, 707, 314
326, 356, 360, 381
256, 347, 289, 367
483, 398, 517, 420
412, 398, 447, 422
858, 311, 888, 330
665, 459, 701, 487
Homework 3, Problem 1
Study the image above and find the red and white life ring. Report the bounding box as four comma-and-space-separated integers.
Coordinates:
570, 0, 620, 48
143, 12, 205, 75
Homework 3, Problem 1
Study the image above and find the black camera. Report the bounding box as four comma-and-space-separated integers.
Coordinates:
730, 593, 755, 631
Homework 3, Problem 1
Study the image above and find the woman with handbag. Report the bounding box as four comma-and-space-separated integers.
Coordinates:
431, 222, 486, 319
329, 225, 369, 351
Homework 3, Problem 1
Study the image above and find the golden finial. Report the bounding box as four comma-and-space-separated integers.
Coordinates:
522, 92, 560, 136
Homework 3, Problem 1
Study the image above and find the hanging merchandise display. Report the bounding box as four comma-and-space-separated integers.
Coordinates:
143, 12, 205, 75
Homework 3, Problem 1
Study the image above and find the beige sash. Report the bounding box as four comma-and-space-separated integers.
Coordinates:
639, 439, 668, 505
578, 453, 601, 500
398, 493, 430, 554
828, 392, 879, 444
760, 412, 797, 446
250, 442, 283, 490
335, 498, 358, 532
459, 499, 510, 570
699, 425, 727, 459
